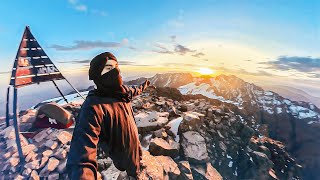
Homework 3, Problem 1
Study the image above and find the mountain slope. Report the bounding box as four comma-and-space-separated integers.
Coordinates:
142, 73, 320, 179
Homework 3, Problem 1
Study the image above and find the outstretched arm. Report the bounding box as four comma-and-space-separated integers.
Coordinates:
124, 80, 150, 98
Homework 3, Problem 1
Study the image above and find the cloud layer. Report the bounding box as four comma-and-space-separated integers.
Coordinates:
261, 56, 320, 72
50, 40, 123, 51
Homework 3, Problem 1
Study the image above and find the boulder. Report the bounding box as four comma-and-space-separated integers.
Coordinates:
153, 128, 168, 139
22, 168, 32, 177
24, 160, 40, 170
57, 130, 72, 145
57, 159, 67, 173
191, 163, 222, 180
181, 131, 208, 163
48, 172, 59, 180
135, 111, 169, 133
39, 156, 49, 169
155, 156, 181, 179
139, 151, 164, 179
178, 161, 193, 180
29, 170, 40, 180
39, 157, 60, 177
44, 139, 58, 150
149, 138, 179, 158
33, 103, 73, 129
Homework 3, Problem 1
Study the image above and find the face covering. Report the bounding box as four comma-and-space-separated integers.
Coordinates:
93, 67, 131, 102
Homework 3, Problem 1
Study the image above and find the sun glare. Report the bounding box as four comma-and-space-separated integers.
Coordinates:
198, 67, 215, 75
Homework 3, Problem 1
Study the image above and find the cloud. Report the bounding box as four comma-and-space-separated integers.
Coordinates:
50, 40, 124, 51
170, 35, 176, 42
91, 9, 107, 16
152, 43, 174, 54
67, 0, 107, 16
261, 56, 320, 72
192, 52, 205, 58
59, 60, 91, 64
58, 59, 135, 66
174, 44, 195, 55
68, 0, 87, 12
161, 63, 196, 67
237, 69, 274, 76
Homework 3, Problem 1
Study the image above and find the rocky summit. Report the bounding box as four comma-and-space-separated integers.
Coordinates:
0, 73, 317, 179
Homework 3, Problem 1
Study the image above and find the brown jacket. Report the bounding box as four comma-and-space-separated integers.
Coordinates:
67, 85, 143, 179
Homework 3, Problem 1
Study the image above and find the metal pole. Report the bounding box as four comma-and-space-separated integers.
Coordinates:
52, 80, 69, 103
5, 86, 11, 127
13, 87, 24, 162
64, 78, 85, 100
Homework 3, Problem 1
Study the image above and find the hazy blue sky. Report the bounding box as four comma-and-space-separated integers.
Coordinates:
0, 0, 319, 96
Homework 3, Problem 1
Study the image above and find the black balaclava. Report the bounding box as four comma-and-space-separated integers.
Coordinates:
89, 52, 131, 102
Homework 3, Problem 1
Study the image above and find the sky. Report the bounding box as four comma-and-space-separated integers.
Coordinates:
0, 0, 320, 97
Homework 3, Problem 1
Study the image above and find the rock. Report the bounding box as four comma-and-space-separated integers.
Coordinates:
44, 139, 58, 150
169, 106, 180, 117
53, 148, 67, 160
25, 151, 37, 162
149, 138, 179, 158
213, 115, 222, 124
29, 170, 40, 180
191, 163, 222, 180
14, 175, 24, 180
135, 111, 169, 133
184, 112, 200, 122
140, 134, 153, 150
2, 151, 13, 159
258, 145, 271, 158
1, 126, 15, 139
205, 163, 222, 180
139, 151, 164, 179
24, 160, 40, 170
57, 159, 67, 173
117, 171, 130, 180
269, 169, 279, 179
22, 168, 32, 176
39, 157, 60, 177
100, 163, 122, 180
251, 151, 273, 168
181, 131, 208, 163
48, 172, 59, 180
218, 141, 227, 152
42, 150, 53, 157
178, 161, 193, 180
39, 156, 49, 169
7, 157, 20, 167
155, 156, 181, 179
97, 158, 112, 172
179, 105, 188, 112
153, 128, 168, 139
23, 144, 37, 155
33, 128, 51, 143
207, 108, 213, 118
57, 131, 72, 145
34, 102, 73, 129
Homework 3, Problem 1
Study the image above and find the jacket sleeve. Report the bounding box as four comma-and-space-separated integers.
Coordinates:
123, 85, 144, 98
66, 105, 102, 180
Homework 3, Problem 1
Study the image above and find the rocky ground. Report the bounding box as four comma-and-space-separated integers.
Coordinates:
0, 87, 303, 179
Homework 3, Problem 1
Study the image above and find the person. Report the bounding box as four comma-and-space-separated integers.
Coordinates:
66, 52, 150, 179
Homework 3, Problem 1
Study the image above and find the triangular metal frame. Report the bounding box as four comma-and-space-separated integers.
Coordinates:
5, 26, 85, 162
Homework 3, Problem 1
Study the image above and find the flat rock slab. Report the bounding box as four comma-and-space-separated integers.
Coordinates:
181, 131, 208, 164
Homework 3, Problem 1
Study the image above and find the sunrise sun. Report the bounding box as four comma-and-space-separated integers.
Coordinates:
197, 67, 215, 75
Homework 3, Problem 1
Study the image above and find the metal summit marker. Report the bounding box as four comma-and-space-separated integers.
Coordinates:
5, 26, 84, 161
